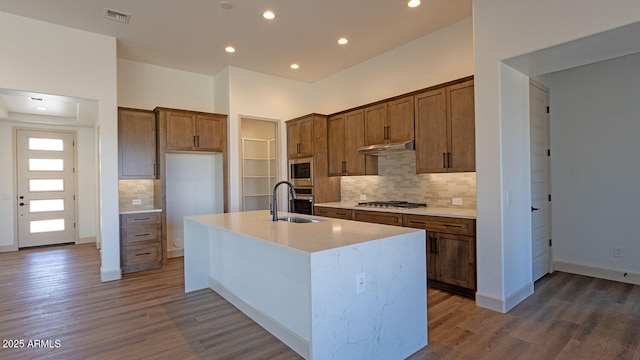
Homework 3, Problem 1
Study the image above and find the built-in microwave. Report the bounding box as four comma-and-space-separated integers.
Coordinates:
288, 157, 313, 187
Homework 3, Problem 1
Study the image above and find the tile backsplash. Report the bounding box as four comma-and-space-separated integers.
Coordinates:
118, 180, 156, 211
340, 152, 476, 208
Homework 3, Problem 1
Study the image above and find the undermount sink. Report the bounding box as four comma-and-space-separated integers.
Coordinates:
277, 216, 324, 223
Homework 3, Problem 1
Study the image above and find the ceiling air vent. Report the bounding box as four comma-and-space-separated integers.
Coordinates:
104, 8, 130, 23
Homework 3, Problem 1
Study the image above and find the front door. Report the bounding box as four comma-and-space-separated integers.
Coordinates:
529, 80, 551, 281
16, 129, 76, 248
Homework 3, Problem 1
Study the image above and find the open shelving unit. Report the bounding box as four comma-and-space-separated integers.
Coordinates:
241, 138, 276, 211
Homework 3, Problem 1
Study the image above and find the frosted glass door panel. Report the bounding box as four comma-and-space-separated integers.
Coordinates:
29, 158, 64, 171
30, 199, 65, 212
29, 179, 64, 192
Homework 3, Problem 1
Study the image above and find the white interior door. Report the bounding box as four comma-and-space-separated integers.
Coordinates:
530, 80, 551, 281
16, 129, 76, 248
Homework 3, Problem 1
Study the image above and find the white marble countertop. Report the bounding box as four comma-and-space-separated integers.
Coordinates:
119, 208, 163, 215
185, 210, 421, 254
314, 202, 477, 219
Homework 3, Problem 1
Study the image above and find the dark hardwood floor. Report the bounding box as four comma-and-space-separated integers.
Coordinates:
1, 244, 638, 359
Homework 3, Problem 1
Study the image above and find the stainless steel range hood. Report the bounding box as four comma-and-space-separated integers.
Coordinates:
357, 140, 415, 156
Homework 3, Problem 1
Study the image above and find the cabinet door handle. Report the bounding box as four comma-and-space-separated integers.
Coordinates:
442, 153, 447, 168
433, 237, 438, 254
193, 135, 197, 148
447, 152, 452, 168
342, 161, 346, 173
133, 217, 151, 221
297, 143, 301, 154
135, 252, 151, 257
443, 224, 462, 229
134, 233, 151, 237
197, 135, 200, 148
411, 221, 426, 226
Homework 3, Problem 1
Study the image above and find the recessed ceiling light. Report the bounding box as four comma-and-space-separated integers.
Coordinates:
290, 64, 299, 69
338, 38, 349, 45
225, 46, 236, 53
30, 97, 44, 101
263, 10, 276, 20
219, 1, 233, 10
407, 0, 421, 8
36, 106, 48, 111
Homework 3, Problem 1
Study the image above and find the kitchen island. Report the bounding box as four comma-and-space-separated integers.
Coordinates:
184, 210, 426, 360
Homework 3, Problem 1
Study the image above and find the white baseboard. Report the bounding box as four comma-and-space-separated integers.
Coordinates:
77, 236, 96, 244
554, 260, 640, 286
209, 277, 309, 359
476, 281, 534, 313
100, 267, 121, 282
168, 248, 184, 258
0, 244, 18, 252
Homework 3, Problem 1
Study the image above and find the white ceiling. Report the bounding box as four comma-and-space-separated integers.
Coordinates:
0, 0, 471, 83
0, 0, 471, 126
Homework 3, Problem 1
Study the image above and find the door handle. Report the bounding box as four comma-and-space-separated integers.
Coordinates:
531, 206, 540, 212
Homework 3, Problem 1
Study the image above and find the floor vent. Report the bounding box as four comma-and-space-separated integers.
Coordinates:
104, 8, 130, 23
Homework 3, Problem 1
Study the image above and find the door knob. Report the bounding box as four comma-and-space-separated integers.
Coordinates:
19, 202, 28, 207
19, 195, 24, 199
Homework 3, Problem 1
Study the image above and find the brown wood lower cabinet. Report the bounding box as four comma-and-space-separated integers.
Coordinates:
120, 212, 163, 274
315, 206, 476, 297
353, 210, 403, 226
314, 206, 353, 220
404, 214, 476, 297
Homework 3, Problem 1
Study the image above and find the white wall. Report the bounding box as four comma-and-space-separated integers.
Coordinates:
223, 67, 312, 212
117, 59, 215, 112
0, 12, 119, 281
311, 17, 474, 114
545, 52, 640, 281
473, 0, 640, 312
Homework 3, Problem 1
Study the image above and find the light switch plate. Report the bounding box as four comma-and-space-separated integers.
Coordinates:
359, 195, 367, 201
132, 199, 142, 205
452, 198, 463, 205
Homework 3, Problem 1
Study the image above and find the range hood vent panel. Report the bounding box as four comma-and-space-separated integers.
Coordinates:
357, 140, 415, 156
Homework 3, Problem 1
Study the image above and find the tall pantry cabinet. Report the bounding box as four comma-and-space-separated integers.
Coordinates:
155, 107, 228, 265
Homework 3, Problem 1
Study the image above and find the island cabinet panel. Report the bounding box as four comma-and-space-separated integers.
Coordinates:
364, 96, 414, 146
403, 213, 476, 297
313, 206, 353, 220
160, 108, 226, 152
120, 212, 163, 274
415, 78, 475, 173
353, 210, 403, 226
118, 108, 157, 179
287, 116, 314, 158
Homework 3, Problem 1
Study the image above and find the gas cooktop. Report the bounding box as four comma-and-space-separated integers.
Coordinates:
356, 201, 427, 209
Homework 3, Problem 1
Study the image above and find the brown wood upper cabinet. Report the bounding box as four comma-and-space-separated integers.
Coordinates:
328, 109, 377, 176
287, 116, 314, 158
118, 108, 157, 179
159, 109, 226, 152
415, 79, 475, 173
364, 95, 414, 146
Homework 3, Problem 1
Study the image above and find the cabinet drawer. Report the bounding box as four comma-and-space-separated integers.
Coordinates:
121, 225, 160, 245
122, 243, 162, 266
120, 213, 161, 226
403, 214, 474, 236
314, 207, 353, 220
353, 210, 403, 226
